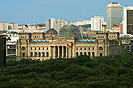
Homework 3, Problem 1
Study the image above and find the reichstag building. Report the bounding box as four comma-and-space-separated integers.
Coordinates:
16, 24, 121, 60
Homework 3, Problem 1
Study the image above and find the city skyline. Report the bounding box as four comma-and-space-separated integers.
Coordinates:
0, 0, 132, 24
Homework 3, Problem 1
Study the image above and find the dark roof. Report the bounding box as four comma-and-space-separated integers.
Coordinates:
46, 28, 57, 35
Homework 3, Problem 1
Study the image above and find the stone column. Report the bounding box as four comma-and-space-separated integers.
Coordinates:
62, 46, 64, 58
66, 47, 68, 58
53, 46, 55, 59
58, 46, 60, 58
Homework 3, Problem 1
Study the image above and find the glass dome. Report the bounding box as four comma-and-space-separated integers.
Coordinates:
59, 24, 82, 40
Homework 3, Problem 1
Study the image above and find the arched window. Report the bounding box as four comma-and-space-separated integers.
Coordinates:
30, 52, 33, 57
42, 52, 45, 57
31, 47, 32, 50
84, 52, 86, 55
35, 47, 36, 50
35, 52, 37, 57
22, 47, 26, 50
43, 47, 44, 50
22, 53, 25, 57
92, 47, 94, 50
92, 52, 95, 57
88, 52, 90, 56
46, 52, 49, 57
84, 47, 86, 50
80, 52, 82, 55
39, 52, 41, 57
39, 47, 40, 50
88, 47, 90, 50
100, 53, 102, 56
99, 47, 103, 50
76, 52, 78, 57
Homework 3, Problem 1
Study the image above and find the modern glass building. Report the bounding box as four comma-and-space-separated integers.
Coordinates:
124, 6, 133, 35
106, 2, 122, 29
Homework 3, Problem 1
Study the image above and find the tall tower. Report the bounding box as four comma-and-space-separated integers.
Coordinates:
123, 6, 133, 35
106, 2, 122, 29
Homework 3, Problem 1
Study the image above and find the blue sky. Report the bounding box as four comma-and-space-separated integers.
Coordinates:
0, 0, 132, 24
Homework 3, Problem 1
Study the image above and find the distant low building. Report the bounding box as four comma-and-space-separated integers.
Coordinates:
0, 22, 18, 32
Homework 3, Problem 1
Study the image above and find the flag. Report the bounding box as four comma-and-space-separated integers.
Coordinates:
39, 25, 43, 28
113, 24, 117, 28
79, 26, 82, 28
102, 25, 106, 28
67, 44, 72, 49
41, 53, 43, 55
25, 25, 28, 28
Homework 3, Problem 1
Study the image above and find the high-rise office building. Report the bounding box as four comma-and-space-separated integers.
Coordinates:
106, 2, 122, 29
91, 16, 104, 31
123, 6, 133, 35
45, 18, 68, 33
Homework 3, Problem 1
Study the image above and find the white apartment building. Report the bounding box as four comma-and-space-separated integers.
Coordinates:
70, 20, 91, 26
0, 22, 18, 31
123, 6, 133, 35
91, 16, 104, 31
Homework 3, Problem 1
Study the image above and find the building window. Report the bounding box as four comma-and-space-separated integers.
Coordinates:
88, 47, 90, 50
43, 47, 44, 50
76, 47, 78, 50
92, 52, 95, 57
76, 52, 78, 57
88, 52, 90, 56
98, 36, 99, 38
84, 47, 86, 50
22, 47, 25, 50
99, 47, 103, 50
39, 47, 40, 50
100, 53, 102, 56
31, 47, 32, 50
22, 53, 25, 57
46, 52, 49, 57
39, 52, 41, 57
35, 47, 36, 50
47, 47, 48, 50
30, 52, 33, 57
84, 52, 86, 55
80, 47, 82, 50
92, 47, 94, 50
80, 52, 82, 55
42, 52, 45, 57
35, 52, 37, 57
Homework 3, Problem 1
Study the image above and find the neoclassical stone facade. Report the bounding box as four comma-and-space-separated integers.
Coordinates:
16, 25, 122, 60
